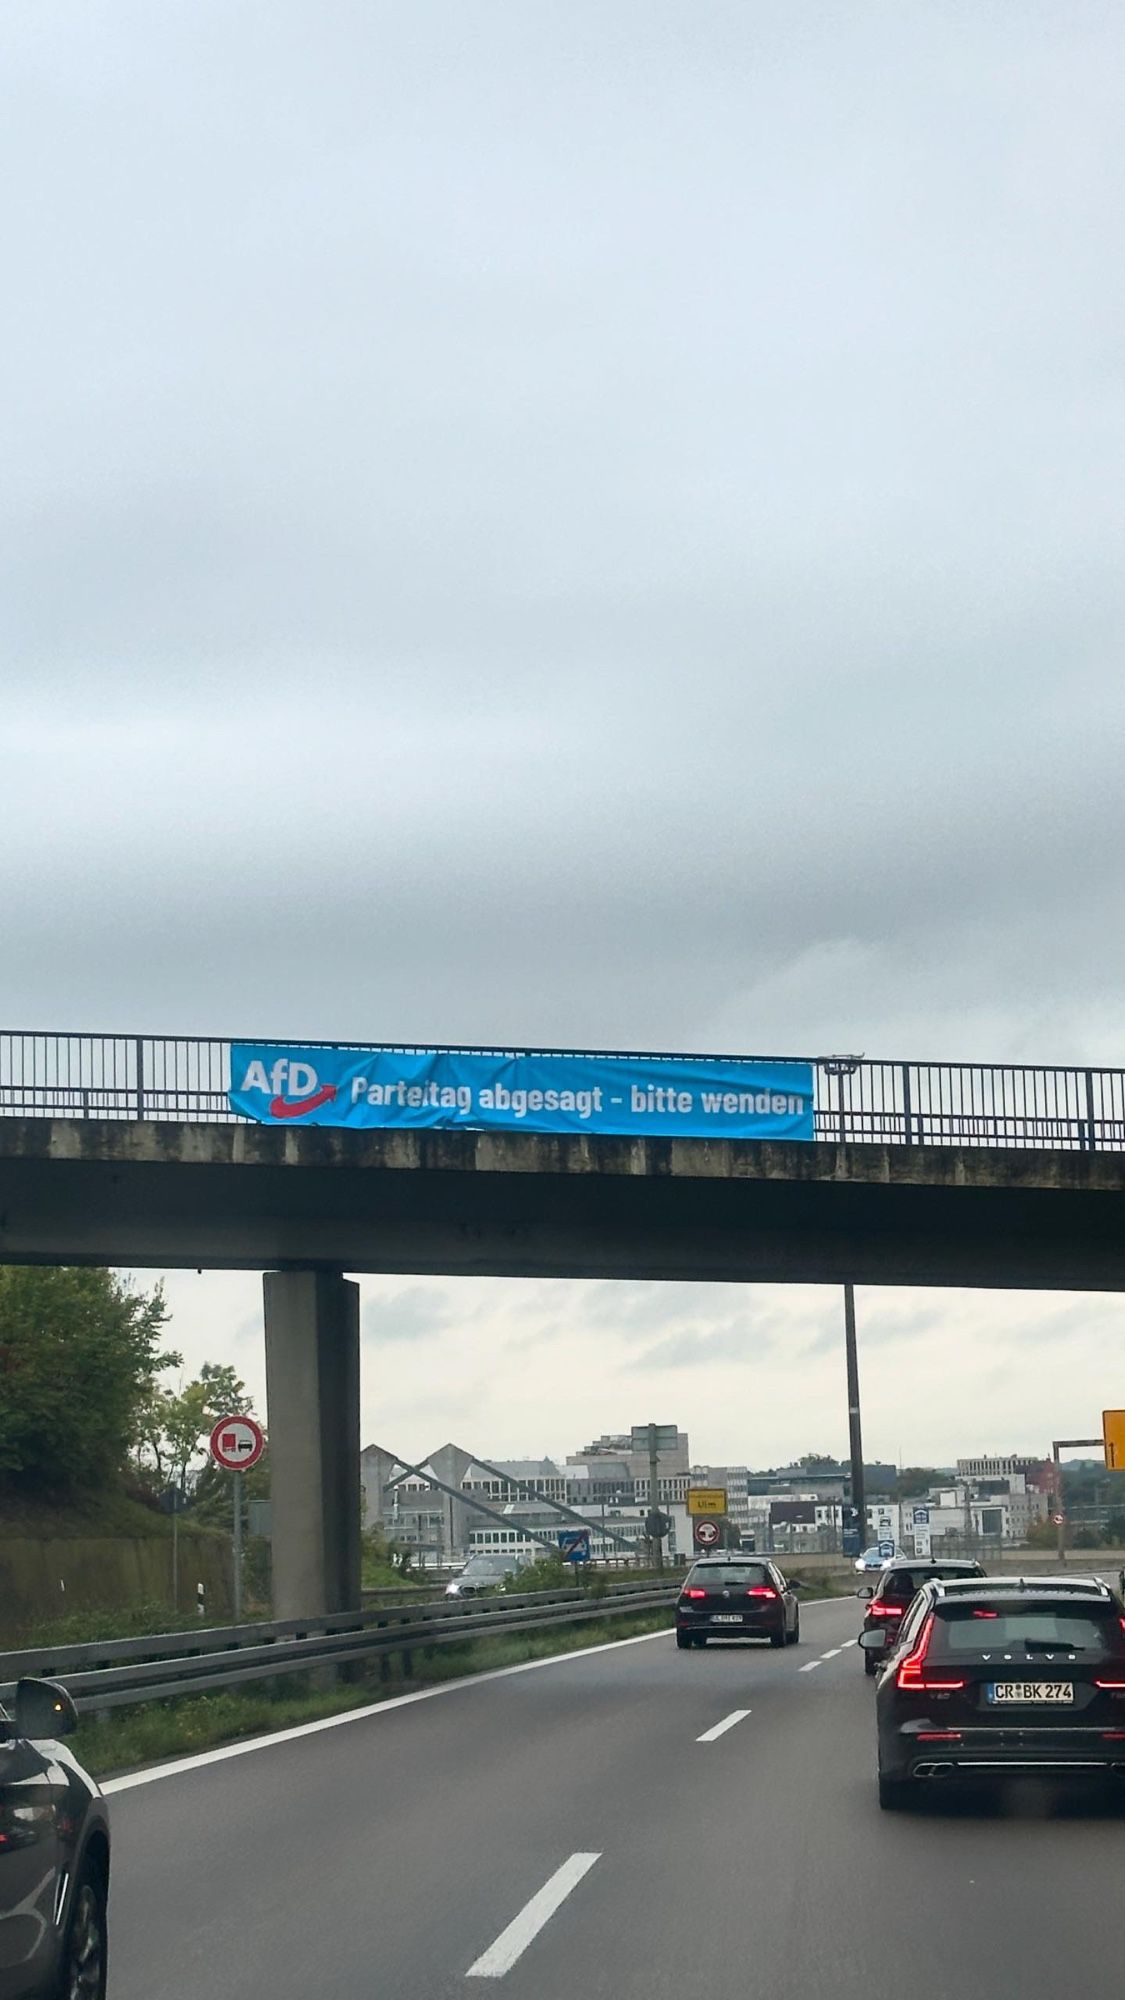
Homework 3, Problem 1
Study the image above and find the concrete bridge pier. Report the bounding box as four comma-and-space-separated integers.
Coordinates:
263, 1269, 361, 1620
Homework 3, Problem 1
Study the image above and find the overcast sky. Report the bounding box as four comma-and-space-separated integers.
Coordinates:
5, 3, 1124, 1467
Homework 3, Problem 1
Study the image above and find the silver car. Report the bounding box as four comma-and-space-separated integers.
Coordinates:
444, 1554, 526, 1599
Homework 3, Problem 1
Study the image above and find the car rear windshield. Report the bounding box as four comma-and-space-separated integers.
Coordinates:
688, 1563, 771, 1589
930, 1603, 1125, 1655
881, 1566, 979, 1603
881, 1571, 928, 1602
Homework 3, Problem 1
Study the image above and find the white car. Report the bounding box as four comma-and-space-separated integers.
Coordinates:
854, 1544, 895, 1572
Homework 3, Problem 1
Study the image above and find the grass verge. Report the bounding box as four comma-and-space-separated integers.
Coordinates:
78, 1609, 675, 1779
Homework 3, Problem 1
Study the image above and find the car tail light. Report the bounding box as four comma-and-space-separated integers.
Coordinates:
972, 1609, 998, 1619
1102, 1731, 1125, 1740
896, 1614, 966, 1692
1094, 1678, 1125, 1690
869, 1601, 902, 1618
683, 1588, 708, 1600
916, 1731, 961, 1742
745, 1586, 778, 1599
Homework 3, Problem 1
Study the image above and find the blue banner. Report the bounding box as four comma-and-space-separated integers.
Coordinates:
229, 1045, 815, 1141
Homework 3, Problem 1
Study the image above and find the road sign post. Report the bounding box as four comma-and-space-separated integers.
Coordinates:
233, 1472, 244, 1622
1051, 1435, 1103, 1564
843, 1284, 866, 1569
210, 1415, 264, 1623
158, 1486, 186, 1608
635, 1422, 677, 1574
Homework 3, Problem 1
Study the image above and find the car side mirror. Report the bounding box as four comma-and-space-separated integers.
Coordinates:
857, 1585, 874, 1601
859, 1629, 886, 1651
14, 1678, 78, 1741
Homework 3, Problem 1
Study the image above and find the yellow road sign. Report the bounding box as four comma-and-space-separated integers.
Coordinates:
686, 1487, 728, 1516
1103, 1410, 1125, 1471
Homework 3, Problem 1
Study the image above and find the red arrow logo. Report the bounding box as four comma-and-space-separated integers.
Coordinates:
268, 1083, 337, 1119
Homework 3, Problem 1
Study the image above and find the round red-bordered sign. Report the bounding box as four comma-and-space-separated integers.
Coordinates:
209, 1414, 264, 1472
694, 1518, 721, 1548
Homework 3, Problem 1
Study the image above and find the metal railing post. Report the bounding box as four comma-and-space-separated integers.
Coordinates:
901, 1064, 913, 1147
1084, 1069, 1096, 1153
822, 1056, 862, 1145
135, 1037, 145, 1121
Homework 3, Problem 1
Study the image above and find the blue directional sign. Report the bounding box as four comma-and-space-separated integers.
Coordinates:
557, 1529, 591, 1563
877, 1538, 896, 1560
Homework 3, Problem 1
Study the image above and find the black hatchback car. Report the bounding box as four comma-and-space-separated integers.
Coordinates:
858, 1558, 985, 1674
676, 1557, 801, 1649
864, 1573, 1125, 1807
0, 1677, 109, 1998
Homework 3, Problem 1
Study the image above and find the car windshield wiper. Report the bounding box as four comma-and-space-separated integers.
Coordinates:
1021, 1638, 1087, 1653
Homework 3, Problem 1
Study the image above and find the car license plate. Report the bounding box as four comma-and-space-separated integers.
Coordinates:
713, 1614, 744, 1624
986, 1681, 1074, 1705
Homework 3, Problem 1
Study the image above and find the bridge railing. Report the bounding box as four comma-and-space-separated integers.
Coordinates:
1, 1031, 1123, 1150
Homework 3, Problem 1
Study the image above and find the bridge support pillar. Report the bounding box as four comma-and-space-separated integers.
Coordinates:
263, 1269, 361, 1620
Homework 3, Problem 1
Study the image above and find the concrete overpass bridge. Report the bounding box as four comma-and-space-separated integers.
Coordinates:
3, 1030, 1123, 1622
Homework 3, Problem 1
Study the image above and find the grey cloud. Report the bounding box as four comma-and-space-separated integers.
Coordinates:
362, 1285, 454, 1344
576, 1283, 790, 1342
4, 3, 1125, 1066
630, 1322, 776, 1371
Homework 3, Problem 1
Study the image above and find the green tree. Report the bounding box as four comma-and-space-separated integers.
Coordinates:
895, 1468, 941, 1500
1027, 1517, 1058, 1549
133, 1380, 211, 1500
133, 1364, 257, 1505
198, 1363, 253, 1423
0, 1267, 173, 1494
797, 1453, 836, 1471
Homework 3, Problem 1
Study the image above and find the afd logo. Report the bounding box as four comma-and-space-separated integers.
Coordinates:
239, 1058, 337, 1120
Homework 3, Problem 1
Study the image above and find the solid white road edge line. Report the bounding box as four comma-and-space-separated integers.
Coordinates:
101, 1628, 672, 1795
696, 1708, 751, 1743
466, 1853, 601, 1978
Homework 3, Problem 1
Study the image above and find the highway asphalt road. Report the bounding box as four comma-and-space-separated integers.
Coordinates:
103, 1596, 1125, 1999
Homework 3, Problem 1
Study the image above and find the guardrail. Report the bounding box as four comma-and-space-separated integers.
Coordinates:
0, 1580, 677, 1715
2, 1031, 1123, 1150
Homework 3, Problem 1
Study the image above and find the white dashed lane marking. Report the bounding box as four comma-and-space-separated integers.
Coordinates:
466, 1854, 601, 1978
697, 1709, 751, 1743
799, 1660, 821, 1672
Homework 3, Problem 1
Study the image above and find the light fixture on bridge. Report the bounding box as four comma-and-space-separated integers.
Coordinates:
820, 1055, 864, 1077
